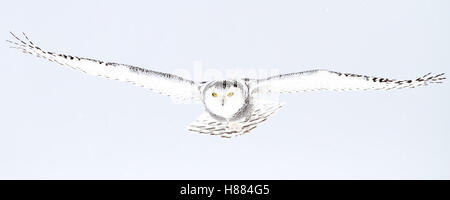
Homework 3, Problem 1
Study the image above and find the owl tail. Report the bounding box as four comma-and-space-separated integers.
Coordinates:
187, 100, 283, 138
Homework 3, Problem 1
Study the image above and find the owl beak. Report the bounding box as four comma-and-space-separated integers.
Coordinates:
221, 98, 225, 106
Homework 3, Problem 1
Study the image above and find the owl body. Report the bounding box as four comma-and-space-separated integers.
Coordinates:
8, 32, 445, 138
189, 79, 283, 137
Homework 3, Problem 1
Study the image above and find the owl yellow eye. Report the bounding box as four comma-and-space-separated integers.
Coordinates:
212, 92, 217, 97
227, 92, 234, 97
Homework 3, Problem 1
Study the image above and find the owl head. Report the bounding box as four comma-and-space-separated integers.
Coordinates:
203, 80, 249, 119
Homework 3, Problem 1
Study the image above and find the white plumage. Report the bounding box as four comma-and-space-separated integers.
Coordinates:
8, 32, 201, 102
187, 100, 283, 138
253, 69, 445, 94
8, 32, 446, 138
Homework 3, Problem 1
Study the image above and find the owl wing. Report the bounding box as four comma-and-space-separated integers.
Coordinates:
7, 32, 201, 101
252, 69, 445, 94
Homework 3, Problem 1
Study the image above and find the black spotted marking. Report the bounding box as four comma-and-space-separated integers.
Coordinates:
222, 80, 227, 89
233, 81, 238, 87
372, 77, 377, 82
243, 126, 258, 133
130, 66, 147, 73
248, 118, 262, 123
407, 80, 412, 83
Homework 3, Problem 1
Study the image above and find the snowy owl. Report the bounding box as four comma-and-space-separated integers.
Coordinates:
8, 32, 445, 138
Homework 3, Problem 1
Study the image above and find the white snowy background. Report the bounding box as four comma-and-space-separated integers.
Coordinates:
0, 0, 449, 179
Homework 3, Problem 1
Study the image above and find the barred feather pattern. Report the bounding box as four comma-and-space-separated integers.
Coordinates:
7, 32, 201, 101
253, 69, 445, 94
187, 100, 283, 138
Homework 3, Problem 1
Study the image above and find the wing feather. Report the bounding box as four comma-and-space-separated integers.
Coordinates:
7, 32, 201, 101
253, 69, 445, 94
